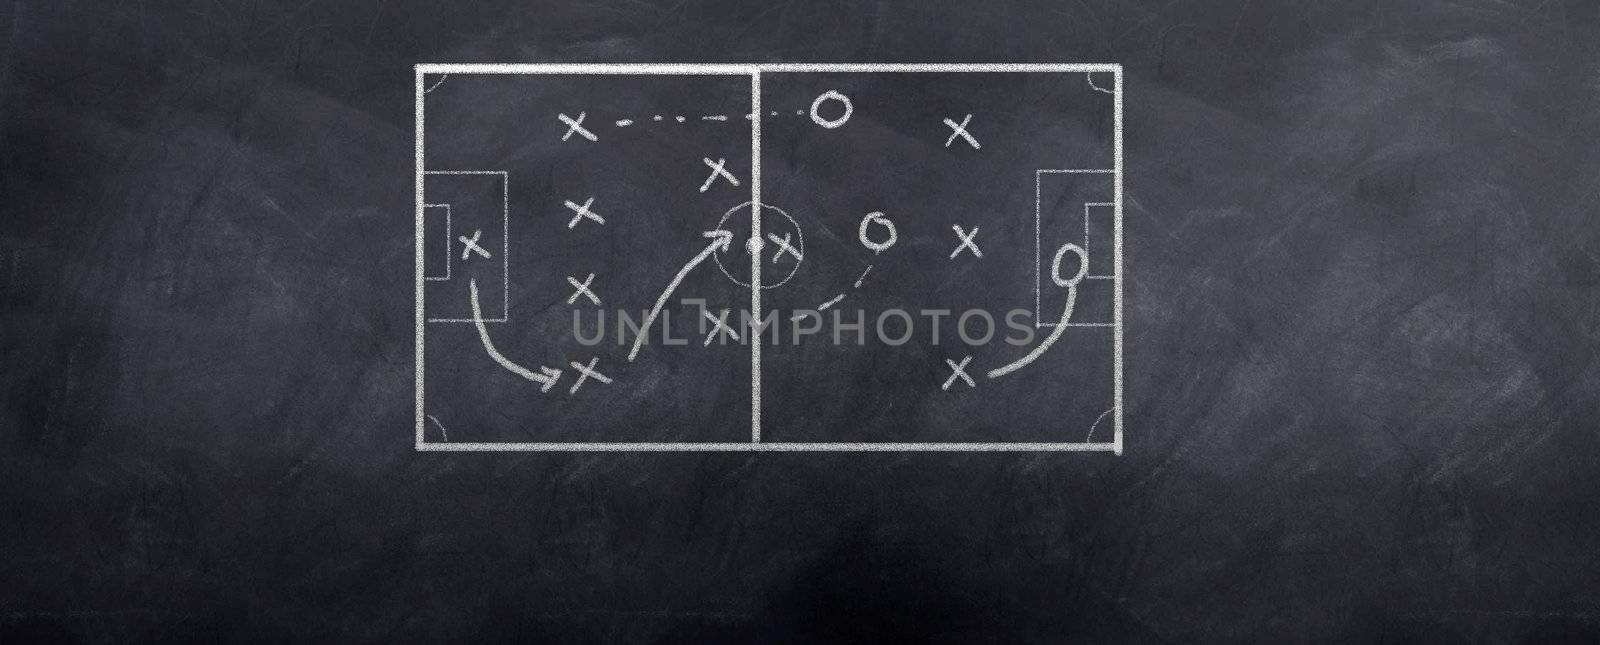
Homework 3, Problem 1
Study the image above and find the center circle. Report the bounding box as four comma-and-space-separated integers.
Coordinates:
712, 201, 804, 290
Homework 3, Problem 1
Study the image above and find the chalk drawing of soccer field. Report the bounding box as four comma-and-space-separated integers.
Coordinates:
414, 63, 1122, 452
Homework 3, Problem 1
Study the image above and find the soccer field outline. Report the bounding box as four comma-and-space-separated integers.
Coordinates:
415, 63, 1123, 453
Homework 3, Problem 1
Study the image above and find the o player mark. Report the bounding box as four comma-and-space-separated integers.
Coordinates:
943, 113, 980, 149
809, 90, 853, 129
1049, 242, 1088, 288
459, 229, 491, 260
564, 197, 604, 228
988, 243, 1088, 379
567, 357, 613, 394
858, 211, 898, 254
766, 232, 801, 263
558, 112, 597, 142
950, 225, 982, 259
565, 273, 600, 306
468, 278, 562, 392
943, 356, 975, 391
627, 229, 734, 362
701, 309, 741, 345
700, 158, 741, 192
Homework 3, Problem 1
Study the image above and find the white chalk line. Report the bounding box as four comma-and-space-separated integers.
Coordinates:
417, 442, 1120, 452
414, 68, 424, 447
1113, 65, 1123, 456
470, 279, 560, 391
989, 286, 1076, 379
589, 108, 802, 131
1087, 73, 1114, 95
423, 74, 447, 93
853, 264, 873, 288
750, 70, 763, 443
426, 414, 449, 442
422, 204, 451, 281
814, 259, 875, 310
1085, 408, 1113, 442
416, 63, 1121, 75
1084, 202, 1117, 278
627, 231, 734, 362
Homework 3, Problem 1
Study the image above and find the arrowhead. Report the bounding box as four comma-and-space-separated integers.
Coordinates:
537, 366, 562, 393
702, 229, 734, 252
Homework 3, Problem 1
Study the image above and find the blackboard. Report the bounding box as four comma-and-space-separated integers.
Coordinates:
4, 0, 1600, 641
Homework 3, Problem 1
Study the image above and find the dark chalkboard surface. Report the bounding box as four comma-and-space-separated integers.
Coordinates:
4, 0, 1600, 641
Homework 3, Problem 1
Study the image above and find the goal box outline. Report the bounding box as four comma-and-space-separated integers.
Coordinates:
421, 171, 509, 323
414, 63, 1123, 454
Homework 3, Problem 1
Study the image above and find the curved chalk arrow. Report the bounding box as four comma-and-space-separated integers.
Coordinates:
987, 285, 1076, 379
469, 278, 562, 391
988, 242, 1089, 380
628, 230, 734, 362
